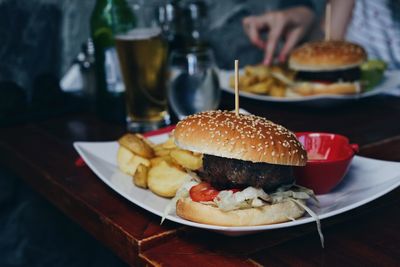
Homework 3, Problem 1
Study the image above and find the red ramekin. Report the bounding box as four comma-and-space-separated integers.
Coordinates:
294, 132, 359, 195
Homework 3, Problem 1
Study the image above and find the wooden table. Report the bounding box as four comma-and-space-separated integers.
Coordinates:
1, 93, 400, 266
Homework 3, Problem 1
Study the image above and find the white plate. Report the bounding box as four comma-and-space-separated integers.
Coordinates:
74, 132, 400, 236
219, 70, 400, 106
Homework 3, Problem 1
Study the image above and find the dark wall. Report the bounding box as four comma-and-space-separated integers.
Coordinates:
0, 0, 323, 96
0, 0, 95, 95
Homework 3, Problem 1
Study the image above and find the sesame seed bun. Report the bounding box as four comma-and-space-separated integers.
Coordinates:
176, 197, 305, 226
174, 110, 307, 166
289, 41, 367, 71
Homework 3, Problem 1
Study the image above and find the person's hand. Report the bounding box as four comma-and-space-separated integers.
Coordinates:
243, 6, 315, 65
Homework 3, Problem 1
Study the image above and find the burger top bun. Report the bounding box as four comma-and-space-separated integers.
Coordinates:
174, 110, 307, 166
289, 41, 367, 71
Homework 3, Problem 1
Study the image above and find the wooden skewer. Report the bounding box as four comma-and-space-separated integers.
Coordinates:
234, 60, 240, 116
325, 2, 332, 41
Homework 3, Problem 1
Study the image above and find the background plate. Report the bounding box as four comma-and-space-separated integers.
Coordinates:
219, 70, 400, 107
74, 132, 400, 236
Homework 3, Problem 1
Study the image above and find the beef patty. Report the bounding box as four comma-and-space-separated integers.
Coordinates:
296, 66, 361, 82
196, 154, 294, 192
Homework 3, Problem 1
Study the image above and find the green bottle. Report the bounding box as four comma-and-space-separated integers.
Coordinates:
90, 0, 135, 122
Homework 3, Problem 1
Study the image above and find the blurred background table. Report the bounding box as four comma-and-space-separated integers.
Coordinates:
1, 93, 399, 266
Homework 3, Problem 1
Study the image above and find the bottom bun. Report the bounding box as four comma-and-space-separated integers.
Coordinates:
176, 197, 305, 226
291, 82, 360, 96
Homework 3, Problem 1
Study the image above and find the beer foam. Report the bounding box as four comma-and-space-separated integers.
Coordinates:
115, 28, 161, 40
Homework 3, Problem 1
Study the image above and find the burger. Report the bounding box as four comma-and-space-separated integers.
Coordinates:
288, 41, 367, 96
170, 110, 315, 227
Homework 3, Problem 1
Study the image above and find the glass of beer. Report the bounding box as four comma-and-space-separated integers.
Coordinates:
115, 2, 170, 132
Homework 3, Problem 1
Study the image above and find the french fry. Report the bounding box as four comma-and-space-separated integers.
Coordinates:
136, 133, 156, 148
117, 132, 204, 197
229, 64, 292, 98
245, 80, 273, 94
154, 147, 171, 157
147, 161, 189, 198
117, 146, 136, 175
170, 149, 202, 170
270, 85, 286, 97
162, 137, 176, 149
117, 146, 150, 176
118, 133, 154, 158
240, 75, 258, 87
150, 155, 174, 166
131, 154, 151, 167
153, 144, 165, 151
245, 65, 271, 80
133, 164, 148, 188
229, 75, 236, 88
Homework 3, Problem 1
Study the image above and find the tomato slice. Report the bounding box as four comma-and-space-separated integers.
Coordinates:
189, 183, 242, 202
190, 182, 219, 202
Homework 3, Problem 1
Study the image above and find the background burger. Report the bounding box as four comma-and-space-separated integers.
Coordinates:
288, 41, 367, 96
171, 110, 314, 227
